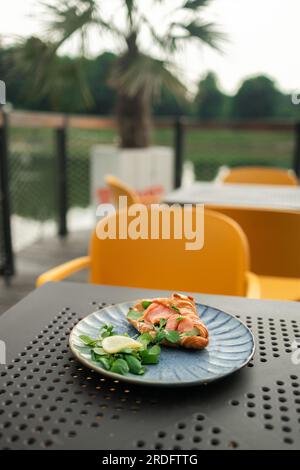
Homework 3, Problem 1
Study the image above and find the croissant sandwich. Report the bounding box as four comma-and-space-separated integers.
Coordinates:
126, 293, 209, 350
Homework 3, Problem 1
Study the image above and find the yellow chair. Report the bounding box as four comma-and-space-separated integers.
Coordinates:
36, 208, 260, 298
221, 166, 299, 186
105, 175, 139, 207
104, 174, 161, 208
209, 207, 300, 301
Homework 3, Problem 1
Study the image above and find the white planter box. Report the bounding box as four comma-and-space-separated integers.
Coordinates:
91, 145, 174, 209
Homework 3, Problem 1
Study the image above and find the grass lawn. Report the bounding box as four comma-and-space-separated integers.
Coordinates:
9, 126, 295, 221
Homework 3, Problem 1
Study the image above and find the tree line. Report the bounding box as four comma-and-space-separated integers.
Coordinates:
0, 44, 298, 120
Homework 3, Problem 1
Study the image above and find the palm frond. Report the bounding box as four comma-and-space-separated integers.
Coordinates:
43, 1, 96, 37
171, 20, 227, 52
182, 0, 212, 10
124, 0, 135, 25
41, 0, 121, 52
110, 54, 187, 101
142, 2, 225, 54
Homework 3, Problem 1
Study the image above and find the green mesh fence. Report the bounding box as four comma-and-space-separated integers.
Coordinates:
187, 129, 294, 181
0, 189, 6, 273
154, 128, 294, 181
7, 124, 295, 225
9, 127, 55, 221
67, 128, 117, 211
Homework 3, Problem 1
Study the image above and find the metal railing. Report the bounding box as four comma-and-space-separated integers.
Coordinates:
1, 110, 299, 281
0, 111, 14, 281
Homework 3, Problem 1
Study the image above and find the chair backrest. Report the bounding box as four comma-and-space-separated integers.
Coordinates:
210, 207, 300, 277
88, 207, 250, 296
104, 174, 140, 207
221, 166, 299, 186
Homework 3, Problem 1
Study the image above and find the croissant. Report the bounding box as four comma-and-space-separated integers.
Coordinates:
127, 293, 209, 350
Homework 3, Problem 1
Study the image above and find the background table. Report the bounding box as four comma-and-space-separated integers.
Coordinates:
0, 282, 300, 450
164, 182, 300, 211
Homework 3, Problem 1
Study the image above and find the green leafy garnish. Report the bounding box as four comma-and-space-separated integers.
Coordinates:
93, 347, 107, 356
153, 319, 167, 342
150, 318, 181, 345
100, 324, 115, 338
125, 355, 144, 375
79, 335, 98, 347
79, 323, 161, 377
171, 305, 180, 313
119, 348, 134, 354
155, 330, 166, 343
139, 349, 160, 365
149, 344, 161, 355
138, 332, 153, 348
97, 357, 111, 370
141, 300, 152, 309
127, 309, 143, 321
164, 330, 181, 343
176, 315, 185, 321
111, 358, 129, 375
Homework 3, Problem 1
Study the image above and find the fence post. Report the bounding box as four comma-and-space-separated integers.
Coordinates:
0, 110, 14, 280
293, 122, 300, 178
55, 123, 68, 237
174, 117, 185, 189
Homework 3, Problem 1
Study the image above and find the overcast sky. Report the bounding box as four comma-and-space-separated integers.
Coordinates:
1, 0, 300, 95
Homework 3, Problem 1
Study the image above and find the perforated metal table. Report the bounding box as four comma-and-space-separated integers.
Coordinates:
0, 282, 300, 450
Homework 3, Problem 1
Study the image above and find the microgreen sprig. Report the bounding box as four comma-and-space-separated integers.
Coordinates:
79, 323, 161, 377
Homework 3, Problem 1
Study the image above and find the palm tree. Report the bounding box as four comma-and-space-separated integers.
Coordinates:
20, 0, 225, 147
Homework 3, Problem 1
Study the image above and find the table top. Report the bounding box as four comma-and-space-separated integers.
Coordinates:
0, 282, 300, 450
164, 182, 300, 211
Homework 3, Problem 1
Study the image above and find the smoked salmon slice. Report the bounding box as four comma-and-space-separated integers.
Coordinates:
127, 293, 209, 350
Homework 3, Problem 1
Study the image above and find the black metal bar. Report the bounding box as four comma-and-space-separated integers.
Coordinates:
293, 122, 300, 178
174, 117, 185, 189
0, 110, 14, 279
55, 125, 68, 237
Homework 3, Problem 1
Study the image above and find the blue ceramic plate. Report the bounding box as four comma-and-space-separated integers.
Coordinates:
69, 302, 255, 387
